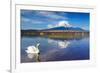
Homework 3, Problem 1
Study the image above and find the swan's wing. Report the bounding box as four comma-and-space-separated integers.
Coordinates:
31, 46, 39, 53
26, 46, 39, 53
27, 46, 36, 50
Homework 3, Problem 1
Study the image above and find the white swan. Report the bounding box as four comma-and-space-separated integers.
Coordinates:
25, 43, 40, 54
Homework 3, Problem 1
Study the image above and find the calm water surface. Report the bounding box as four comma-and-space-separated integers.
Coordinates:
21, 36, 89, 63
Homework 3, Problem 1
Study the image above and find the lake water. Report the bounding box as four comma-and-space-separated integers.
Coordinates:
21, 36, 89, 63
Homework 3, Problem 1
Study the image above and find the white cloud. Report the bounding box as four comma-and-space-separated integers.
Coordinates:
47, 20, 72, 28
37, 11, 67, 20
47, 24, 54, 28
22, 17, 44, 25
57, 21, 71, 27
21, 17, 30, 22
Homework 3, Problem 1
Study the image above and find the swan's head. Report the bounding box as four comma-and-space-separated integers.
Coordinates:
36, 43, 40, 48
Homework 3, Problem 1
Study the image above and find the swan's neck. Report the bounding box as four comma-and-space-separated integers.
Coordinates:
36, 44, 39, 49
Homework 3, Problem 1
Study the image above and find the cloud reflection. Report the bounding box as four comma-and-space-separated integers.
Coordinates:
58, 40, 70, 49
48, 39, 71, 49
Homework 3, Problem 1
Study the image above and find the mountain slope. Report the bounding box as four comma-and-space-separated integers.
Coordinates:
42, 26, 85, 31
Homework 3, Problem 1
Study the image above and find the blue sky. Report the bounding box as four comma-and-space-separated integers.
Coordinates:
21, 10, 90, 30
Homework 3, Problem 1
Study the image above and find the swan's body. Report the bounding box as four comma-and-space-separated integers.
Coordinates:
25, 43, 40, 54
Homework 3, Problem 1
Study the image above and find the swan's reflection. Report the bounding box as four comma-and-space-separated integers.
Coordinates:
48, 39, 71, 49
26, 53, 40, 62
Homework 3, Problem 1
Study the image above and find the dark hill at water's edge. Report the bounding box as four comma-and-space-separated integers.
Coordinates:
21, 26, 89, 32
41, 26, 85, 31
21, 26, 89, 39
